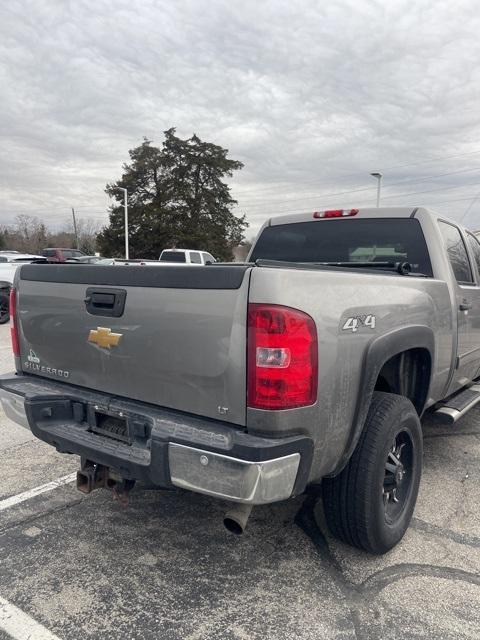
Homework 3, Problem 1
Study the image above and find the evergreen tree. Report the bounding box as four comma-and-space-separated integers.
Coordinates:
97, 129, 247, 260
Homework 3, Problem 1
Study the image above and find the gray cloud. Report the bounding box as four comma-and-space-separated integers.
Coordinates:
1, 0, 480, 237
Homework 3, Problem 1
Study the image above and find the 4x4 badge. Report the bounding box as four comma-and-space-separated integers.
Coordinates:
88, 327, 122, 349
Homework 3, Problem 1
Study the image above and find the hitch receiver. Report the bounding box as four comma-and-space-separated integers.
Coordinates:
76, 460, 108, 494
76, 459, 136, 505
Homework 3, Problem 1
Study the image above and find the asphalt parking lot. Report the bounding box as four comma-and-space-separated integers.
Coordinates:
0, 323, 479, 639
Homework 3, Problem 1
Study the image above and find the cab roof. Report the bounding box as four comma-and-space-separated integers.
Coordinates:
268, 207, 420, 226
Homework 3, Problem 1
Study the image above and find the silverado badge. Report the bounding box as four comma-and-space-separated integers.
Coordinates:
88, 327, 122, 349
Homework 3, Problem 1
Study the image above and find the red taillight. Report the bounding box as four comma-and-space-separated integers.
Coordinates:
313, 209, 359, 218
247, 304, 318, 410
9, 288, 20, 357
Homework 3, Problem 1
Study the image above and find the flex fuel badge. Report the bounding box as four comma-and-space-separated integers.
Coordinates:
23, 349, 70, 378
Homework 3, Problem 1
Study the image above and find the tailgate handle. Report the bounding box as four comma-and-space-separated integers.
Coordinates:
85, 287, 127, 317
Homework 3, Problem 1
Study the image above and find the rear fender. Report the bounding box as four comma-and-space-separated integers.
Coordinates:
330, 325, 434, 476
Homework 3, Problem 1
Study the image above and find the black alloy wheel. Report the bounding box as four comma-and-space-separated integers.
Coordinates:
322, 391, 423, 554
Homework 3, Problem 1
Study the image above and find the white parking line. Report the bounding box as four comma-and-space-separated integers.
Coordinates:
0, 472, 77, 512
0, 596, 62, 640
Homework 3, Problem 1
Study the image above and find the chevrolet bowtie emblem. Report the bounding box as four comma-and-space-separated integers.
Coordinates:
88, 327, 122, 349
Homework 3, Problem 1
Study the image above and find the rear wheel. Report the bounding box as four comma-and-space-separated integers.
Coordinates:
0, 291, 9, 324
322, 392, 423, 554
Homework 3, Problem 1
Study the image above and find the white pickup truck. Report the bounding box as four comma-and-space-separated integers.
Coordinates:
159, 248, 216, 265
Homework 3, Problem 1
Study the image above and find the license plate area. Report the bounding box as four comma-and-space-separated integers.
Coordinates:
90, 410, 130, 444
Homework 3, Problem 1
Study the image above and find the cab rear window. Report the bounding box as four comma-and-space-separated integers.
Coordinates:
250, 218, 433, 276
160, 251, 186, 262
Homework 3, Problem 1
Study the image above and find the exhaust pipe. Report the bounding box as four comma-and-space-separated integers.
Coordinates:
223, 503, 253, 535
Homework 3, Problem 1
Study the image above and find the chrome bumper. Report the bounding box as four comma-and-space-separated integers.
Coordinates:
169, 443, 300, 504
0, 388, 29, 429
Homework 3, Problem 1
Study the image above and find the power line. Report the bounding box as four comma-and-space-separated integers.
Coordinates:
240, 184, 480, 219
400, 195, 480, 208
459, 190, 480, 223
236, 166, 480, 208
4, 146, 480, 218
231, 147, 480, 197
4, 153, 480, 226
236, 179, 480, 216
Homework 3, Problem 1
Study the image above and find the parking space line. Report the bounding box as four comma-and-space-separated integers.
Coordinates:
0, 473, 77, 512
0, 596, 61, 639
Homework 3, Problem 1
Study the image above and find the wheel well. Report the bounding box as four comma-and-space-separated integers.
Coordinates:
374, 348, 431, 415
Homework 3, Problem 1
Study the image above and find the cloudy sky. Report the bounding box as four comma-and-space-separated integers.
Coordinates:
2, 0, 480, 238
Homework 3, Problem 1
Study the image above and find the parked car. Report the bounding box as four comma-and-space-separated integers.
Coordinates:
4, 206, 480, 554
0, 253, 47, 323
64, 255, 103, 264
0, 252, 45, 262
159, 248, 216, 264
41, 248, 86, 262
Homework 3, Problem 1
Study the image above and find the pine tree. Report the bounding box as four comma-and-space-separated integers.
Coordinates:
97, 129, 247, 260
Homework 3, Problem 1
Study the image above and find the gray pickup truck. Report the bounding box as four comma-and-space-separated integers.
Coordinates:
2, 206, 480, 554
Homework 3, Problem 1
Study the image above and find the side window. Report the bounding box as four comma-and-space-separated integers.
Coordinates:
190, 252, 202, 264
438, 221, 473, 284
467, 233, 480, 277
204, 253, 215, 264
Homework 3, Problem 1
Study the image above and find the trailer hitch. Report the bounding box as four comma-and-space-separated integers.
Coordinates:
76, 459, 135, 505
76, 460, 108, 494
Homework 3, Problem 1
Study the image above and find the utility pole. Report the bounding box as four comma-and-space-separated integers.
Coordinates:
71, 207, 79, 249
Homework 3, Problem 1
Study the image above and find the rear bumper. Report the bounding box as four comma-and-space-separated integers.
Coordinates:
0, 373, 313, 504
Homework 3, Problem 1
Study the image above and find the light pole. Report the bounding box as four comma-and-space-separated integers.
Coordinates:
370, 172, 382, 208
112, 187, 129, 259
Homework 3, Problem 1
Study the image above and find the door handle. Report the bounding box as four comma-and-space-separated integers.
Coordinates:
459, 300, 472, 311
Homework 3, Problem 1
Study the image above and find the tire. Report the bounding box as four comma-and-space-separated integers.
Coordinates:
0, 291, 9, 324
322, 391, 423, 554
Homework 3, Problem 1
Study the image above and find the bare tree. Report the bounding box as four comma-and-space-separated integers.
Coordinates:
77, 218, 103, 254
1, 214, 102, 255
63, 218, 102, 254
10, 215, 48, 253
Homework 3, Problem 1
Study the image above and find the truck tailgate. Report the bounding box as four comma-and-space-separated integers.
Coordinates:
15, 264, 251, 425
